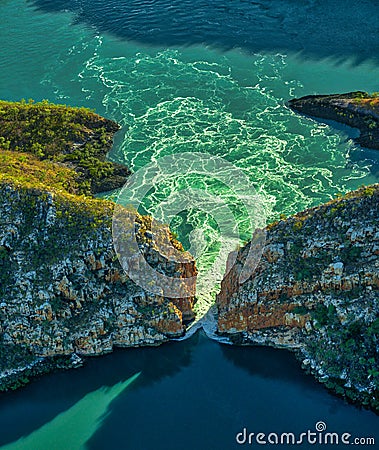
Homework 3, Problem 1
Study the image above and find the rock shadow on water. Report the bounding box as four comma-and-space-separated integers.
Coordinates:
0, 334, 198, 448
0, 373, 141, 450
220, 342, 317, 388
27, 0, 379, 64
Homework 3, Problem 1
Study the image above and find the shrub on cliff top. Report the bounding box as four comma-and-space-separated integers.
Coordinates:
0, 99, 110, 157
0, 99, 121, 194
351, 92, 379, 110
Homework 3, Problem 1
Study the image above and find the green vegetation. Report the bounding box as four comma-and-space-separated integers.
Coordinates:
287, 240, 332, 281
312, 303, 337, 327
256, 178, 378, 412
0, 166, 116, 293
0, 115, 122, 294
340, 244, 362, 265
0, 176, 114, 223
0, 150, 84, 194
264, 184, 378, 235
352, 91, 379, 109
0, 100, 132, 238
0, 99, 126, 194
0, 99, 194, 393
263, 187, 377, 281
0, 97, 184, 271
0, 245, 8, 260
292, 219, 304, 231
0, 99, 112, 157
368, 318, 379, 336
362, 185, 376, 196
306, 314, 379, 412
292, 305, 308, 315
0, 341, 74, 392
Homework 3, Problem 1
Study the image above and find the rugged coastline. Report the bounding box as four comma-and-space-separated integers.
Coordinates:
217, 184, 379, 411
1, 97, 378, 415
217, 91, 379, 413
0, 101, 196, 390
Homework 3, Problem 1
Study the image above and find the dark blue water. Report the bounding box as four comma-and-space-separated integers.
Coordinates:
0, 334, 378, 450
29, 0, 379, 62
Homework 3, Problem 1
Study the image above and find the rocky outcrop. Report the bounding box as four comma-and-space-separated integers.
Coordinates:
217, 185, 379, 411
288, 91, 379, 150
0, 182, 196, 390
0, 100, 198, 391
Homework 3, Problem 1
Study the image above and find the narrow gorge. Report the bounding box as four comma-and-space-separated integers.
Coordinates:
0, 95, 378, 415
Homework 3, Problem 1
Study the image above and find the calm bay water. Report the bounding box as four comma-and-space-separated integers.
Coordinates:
0, 333, 378, 450
0, 0, 379, 447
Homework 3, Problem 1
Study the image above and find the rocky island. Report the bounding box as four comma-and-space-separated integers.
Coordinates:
0, 100, 196, 391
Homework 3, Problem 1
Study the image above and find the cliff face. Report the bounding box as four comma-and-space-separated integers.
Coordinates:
0, 100, 197, 390
288, 91, 379, 150
217, 185, 379, 411
0, 182, 196, 391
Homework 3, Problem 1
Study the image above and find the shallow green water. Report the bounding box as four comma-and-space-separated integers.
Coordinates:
0, 373, 141, 450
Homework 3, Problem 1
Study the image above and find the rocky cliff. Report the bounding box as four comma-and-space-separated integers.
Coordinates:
288, 91, 379, 150
0, 101, 196, 390
0, 181, 196, 390
217, 185, 379, 411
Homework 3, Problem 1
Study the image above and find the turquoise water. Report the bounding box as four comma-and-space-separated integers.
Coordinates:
1, 1, 379, 447
2, 0, 379, 310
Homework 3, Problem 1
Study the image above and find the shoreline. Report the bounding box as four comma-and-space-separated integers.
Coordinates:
288, 91, 379, 151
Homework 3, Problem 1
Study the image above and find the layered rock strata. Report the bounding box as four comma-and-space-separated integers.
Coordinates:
217, 185, 379, 411
0, 170, 196, 390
